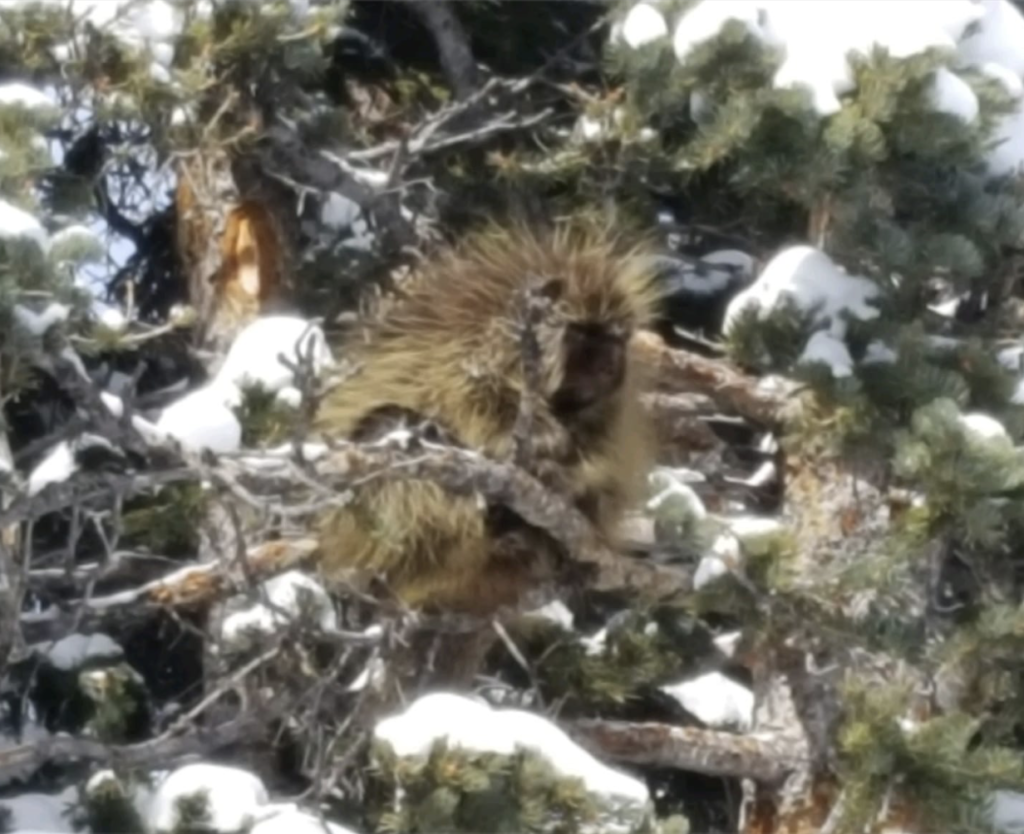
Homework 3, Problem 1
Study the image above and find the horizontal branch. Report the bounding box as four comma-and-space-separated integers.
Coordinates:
95, 538, 320, 610
304, 437, 694, 600
0, 716, 261, 783
18, 539, 321, 645
0, 467, 195, 528
566, 718, 806, 783
10, 435, 694, 631
634, 331, 795, 427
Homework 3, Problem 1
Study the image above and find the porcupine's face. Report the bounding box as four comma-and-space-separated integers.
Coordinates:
549, 319, 630, 419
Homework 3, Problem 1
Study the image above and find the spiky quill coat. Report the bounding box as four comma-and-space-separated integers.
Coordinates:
316, 221, 660, 616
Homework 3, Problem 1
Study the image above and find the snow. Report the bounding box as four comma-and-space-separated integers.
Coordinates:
982, 62, 1024, 98
213, 316, 335, 395
26, 441, 76, 496
155, 386, 242, 455
346, 655, 386, 693
87, 767, 166, 827
0, 82, 55, 111
986, 100, 1024, 177
0, 198, 48, 250
321, 192, 362, 230
798, 329, 855, 378
689, 89, 712, 124
862, 340, 899, 365
275, 385, 303, 409
0, 718, 50, 787
694, 555, 729, 590
580, 624, 610, 657
12, 302, 70, 336
651, 0, 1000, 120
959, 411, 1012, 446
150, 763, 269, 834
991, 790, 1024, 833
727, 515, 785, 555
713, 630, 743, 658
665, 249, 756, 297
621, 3, 668, 49
696, 534, 744, 590
51, 223, 101, 252
221, 570, 337, 647
375, 692, 650, 807
43, 631, 123, 670
98, 391, 166, 445
999, 346, 1024, 404
647, 468, 707, 518
574, 108, 630, 144
959, 0, 1024, 78
94, 303, 128, 332
0, 787, 77, 833
998, 344, 1024, 371
700, 248, 756, 277
523, 599, 575, 631
249, 805, 360, 834
672, 0, 764, 65
724, 245, 880, 337
239, 441, 330, 469
660, 671, 755, 731
927, 67, 979, 124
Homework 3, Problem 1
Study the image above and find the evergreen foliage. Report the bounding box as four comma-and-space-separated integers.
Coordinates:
9, 0, 1024, 832
371, 736, 677, 834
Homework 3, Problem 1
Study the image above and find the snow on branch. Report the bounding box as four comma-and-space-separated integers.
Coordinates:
0, 714, 264, 784
5, 431, 694, 626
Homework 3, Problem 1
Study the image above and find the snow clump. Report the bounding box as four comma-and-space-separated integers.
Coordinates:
723, 245, 880, 336
620, 0, 1024, 171
42, 631, 123, 671
154, 385, 242, 455
212, 315, 335, 396
0, 198, 48, 250
0, 81, 57, 112
620, 2, 668, 49
221, 570, 337, 649
724, 244, 880, 378
375, 692, 651, 827
660, 671, 755, 731
149, 763, 269, 834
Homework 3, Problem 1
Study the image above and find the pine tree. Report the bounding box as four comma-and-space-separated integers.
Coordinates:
7, 1, 1024, 834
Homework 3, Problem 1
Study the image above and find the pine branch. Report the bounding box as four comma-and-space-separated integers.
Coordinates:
634, 331, 796, 427
566, 718, 806, 783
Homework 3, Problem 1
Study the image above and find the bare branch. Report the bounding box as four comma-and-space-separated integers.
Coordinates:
566, 718, 806, 783
634, 331, 796, 427
0, 715, 263, 782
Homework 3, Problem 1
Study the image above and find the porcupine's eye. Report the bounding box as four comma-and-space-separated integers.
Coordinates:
550, 322, 627, 416
537, 277, 564, 301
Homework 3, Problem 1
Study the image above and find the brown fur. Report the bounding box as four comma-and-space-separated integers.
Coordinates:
316, 219, 661, 617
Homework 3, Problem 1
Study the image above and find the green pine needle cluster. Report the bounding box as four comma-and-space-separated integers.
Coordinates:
836, 678, 1024, 834
530, 609, 694, 711
370, 736, 668, 834
121, 482, 208, 557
